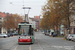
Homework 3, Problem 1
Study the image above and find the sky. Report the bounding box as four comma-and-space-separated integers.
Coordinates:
0, 0, 46, 17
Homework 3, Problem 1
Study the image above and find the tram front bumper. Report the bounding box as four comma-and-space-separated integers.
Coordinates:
18, 39, 31, 43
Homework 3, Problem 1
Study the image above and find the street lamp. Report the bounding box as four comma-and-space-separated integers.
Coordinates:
23, 7, 31, 22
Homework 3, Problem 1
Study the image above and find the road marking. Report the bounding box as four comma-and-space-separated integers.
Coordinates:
14, 45, 18, 50
51, 45, 74, 50
29, 45, 31, 50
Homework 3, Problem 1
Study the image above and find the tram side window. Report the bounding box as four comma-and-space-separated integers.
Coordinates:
31, 28, 34, 35
28, 25, 34, 35
29, 25, 31, 35
18, 25, 21, 35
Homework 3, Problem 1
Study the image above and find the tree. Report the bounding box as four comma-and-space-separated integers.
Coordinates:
40, 0, 63, 30
40, 11, 50, 30
2, 14, 24, 32
12, 14, 24, 27
40, 0, 75, 29
40, 0, 75, 35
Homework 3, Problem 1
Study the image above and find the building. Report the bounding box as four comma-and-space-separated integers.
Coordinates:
29, 16, 40, 31
63, 1, 75, 35
29, 18, 37, 30
29, 18, 32, 24
0, 12, 10, 34
0, 12, 24, 34
34, 16, 40, 30
70, 2, 75, 34
70, 14, 75, 34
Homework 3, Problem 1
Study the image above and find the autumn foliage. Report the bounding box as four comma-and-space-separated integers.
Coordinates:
2, 14, 24, 29
40, 0, 75, 30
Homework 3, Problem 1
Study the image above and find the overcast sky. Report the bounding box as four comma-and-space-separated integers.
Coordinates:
0, 0, 46, 17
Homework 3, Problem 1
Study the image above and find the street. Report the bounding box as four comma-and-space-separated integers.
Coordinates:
0, 31, 75, 50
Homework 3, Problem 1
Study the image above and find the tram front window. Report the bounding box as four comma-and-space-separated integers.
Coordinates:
19, 25, 30, 36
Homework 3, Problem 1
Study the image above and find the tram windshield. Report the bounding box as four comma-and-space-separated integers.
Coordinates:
18, 25, 33, 36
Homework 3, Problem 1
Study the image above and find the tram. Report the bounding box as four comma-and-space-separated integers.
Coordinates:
18, 22, 34, 44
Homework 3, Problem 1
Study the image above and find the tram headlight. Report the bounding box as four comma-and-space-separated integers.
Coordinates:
27, 36, 31, 39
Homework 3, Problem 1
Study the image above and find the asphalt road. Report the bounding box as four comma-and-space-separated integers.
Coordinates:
0, 31, 75, 50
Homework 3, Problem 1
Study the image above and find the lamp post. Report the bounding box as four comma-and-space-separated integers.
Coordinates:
23, 7, 31, 22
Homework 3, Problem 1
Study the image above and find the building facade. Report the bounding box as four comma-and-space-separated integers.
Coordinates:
29, 18, 37, 30
0, 12, 8, 34
29, 16, 40, 31
70, 14, 75, 34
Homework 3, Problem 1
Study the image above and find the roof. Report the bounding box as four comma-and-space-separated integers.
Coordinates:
0, 12, 12, 17
0, 12, 6, 17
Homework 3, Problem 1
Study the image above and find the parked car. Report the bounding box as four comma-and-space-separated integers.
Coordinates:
44, 30, 47, 35
7, 34, 10, 37
0, 34, 7, 38
41, 30, 44, 32
45, 33, 50, 36
44, 32, 47, 35
42, 31, 45, 34
53, 33, 57, 37
8, 33, 14, 36
10, 33, 14, 36
71, 34, 75, 41
66, 34, 74, 40
13, 32, 18, 35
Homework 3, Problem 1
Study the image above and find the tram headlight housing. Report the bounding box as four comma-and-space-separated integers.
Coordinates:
27, 36, 31, 39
